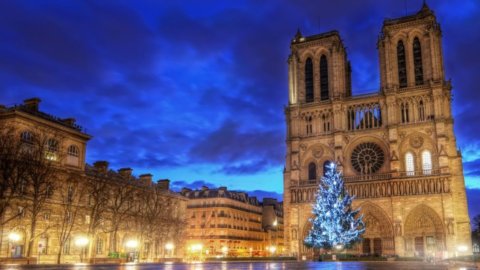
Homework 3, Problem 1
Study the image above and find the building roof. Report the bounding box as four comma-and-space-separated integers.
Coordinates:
0, 98, 85, 133
180, 186, 261, 206
291, 30, 341, 45
383, 2, 434, 27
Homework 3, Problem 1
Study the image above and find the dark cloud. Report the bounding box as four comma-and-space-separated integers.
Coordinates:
242, 190, 283, 202
464, 159, 480, 176
170, 180, 217, 191
467, 188, 480, 222
189, 120, 283, 170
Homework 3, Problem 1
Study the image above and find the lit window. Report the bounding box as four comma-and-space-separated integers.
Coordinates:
422, 150, 432, 175
45, 139, 59, 161
405, 152, 415, 176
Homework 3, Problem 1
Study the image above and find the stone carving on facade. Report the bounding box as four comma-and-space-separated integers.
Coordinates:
391, 150, 399, 161
409, 135, 424, 148
312, 147, 323, 158
394, 221, 402, 236
328, 140, 334, 149
439, 145, 447, 156
344, 135, 350, 144
300, 143, 307, 152
425, 128, 433, 136
399, 131, 406, 139
447, 218, 454, 235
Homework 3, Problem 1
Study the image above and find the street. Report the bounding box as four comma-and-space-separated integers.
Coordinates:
0, 261, 476, 270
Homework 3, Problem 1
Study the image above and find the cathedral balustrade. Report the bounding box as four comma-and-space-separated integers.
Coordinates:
290, 171, 450, 203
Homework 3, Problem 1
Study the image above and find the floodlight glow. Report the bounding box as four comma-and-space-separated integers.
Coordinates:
126, 240, 138, 248
8, 232, 21, 242
74, 236, 89, 247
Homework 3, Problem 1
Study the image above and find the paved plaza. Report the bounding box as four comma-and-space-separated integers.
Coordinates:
0, 262, 477, 270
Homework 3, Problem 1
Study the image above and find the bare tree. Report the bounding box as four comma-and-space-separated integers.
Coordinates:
135, 186, 186, 260
22, 130, 64, 257
84, 164, 110, 260
53, 172, 87, 264
105, 175, 136, 254
0, 124, 29, 225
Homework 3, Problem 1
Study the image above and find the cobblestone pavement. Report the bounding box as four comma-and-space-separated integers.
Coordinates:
0, 261, 477, 270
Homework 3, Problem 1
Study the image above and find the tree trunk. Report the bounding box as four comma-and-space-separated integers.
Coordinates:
27, 217, 37, 257
56, 248, 63, 264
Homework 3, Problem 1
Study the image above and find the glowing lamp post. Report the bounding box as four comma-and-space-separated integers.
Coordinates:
8, 232, 22, 258
8, 232, 21, 242
221, 246, 228, 257
126, 240, 139, 263
74, 236, 89, 263
165, 242, 174, 258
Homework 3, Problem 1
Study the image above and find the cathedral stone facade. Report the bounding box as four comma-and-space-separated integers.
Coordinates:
283, 4, 472, 259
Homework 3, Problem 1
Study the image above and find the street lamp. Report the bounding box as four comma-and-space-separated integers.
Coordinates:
221, 246, 228, 257
8, 232, 21, 242
74, 236, 89, 263
165, 242, 174, 258
268, 245, 277, 256
8, 232, 22, 258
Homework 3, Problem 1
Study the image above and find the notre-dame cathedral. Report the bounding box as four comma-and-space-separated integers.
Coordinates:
283, 3, 472, 259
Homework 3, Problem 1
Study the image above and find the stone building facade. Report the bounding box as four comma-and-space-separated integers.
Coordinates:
0, 98, 187, 264
283, 4, 472, 259
181, 186, 284, 258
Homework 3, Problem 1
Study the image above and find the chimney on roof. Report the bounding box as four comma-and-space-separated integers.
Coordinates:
157, 179, 170, 190
118, 168, 133, 178
181, 187, 192, 195
23, 98, 41, 111
93, 161, 109, 173
263, 198, 278, 206
139, 174, 153, 186
62, 118, 76, 126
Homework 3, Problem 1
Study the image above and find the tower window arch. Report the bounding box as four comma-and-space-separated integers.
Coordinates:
397, 40, 407, 88
305, 58, 314, 103
413, 37, 424, 86
305, 116, 313, 135
401, 102, 410, 123
320, 55, 329, 100
422, 150, 432, 175
405, 152, 415, 176
418, 100, 425, 121
308, 162, 317, 180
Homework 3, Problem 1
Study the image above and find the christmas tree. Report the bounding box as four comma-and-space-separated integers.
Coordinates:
304, 162, 365, 250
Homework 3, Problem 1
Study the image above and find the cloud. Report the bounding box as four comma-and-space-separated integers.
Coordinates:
467, 188, 480, 222
170, 180, 217, 191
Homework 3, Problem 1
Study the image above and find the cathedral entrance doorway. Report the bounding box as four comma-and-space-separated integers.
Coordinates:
404, 205, 445, 258
415, 237, 425, 257
358, 203, 394, 256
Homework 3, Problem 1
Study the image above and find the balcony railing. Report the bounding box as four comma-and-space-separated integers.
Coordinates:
292, 168, 447, 186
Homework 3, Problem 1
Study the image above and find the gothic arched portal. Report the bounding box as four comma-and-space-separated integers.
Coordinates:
404, 205, 445, 257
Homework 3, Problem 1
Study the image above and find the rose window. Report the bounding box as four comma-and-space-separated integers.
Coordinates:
351, 142, 385, 174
